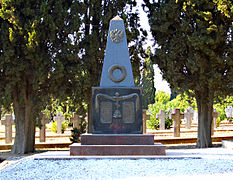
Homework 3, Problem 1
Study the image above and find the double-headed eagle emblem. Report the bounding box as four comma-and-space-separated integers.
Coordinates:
110, 29, 124, 43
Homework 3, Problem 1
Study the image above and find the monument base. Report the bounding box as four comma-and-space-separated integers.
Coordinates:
70, 144, 165, 156
70, 134, 166, 156
81, 134, 154, 145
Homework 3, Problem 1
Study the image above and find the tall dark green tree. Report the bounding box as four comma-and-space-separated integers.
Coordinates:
144, 0, 233, 147
0, 0, 83, 153
141, 46, 156, 109
0, 0, 146, 153
78, 0, 146, 132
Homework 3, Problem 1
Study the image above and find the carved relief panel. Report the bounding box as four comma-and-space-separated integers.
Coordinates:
92, 87, 142, 134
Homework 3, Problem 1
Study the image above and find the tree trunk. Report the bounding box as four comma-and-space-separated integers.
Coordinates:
196, 90, 213, 148
11, 86, 36, 154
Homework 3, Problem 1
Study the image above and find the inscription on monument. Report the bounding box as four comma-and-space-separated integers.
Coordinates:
100, 102, 112, 123
122, 102, 135, 123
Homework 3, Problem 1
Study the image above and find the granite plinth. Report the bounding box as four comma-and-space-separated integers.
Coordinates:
70, 143, 166, 156
81, 134, 154, 145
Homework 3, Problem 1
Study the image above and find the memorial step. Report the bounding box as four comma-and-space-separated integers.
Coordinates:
81, 134, 154, 145
70, 143, 166, 156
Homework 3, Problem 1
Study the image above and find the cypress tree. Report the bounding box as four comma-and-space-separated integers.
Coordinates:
0, 0, 83, 153
0, 0, 146, 153
141, 46, 156, 109
144, 0, 233, 147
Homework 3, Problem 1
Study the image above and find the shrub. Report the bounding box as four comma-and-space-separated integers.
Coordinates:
216, 117, 221, 127
50, 121, 67, 134
148, 92, 233, 129
147, 91, 173, 129
70, 119, 87, 143
214, 96, 233, 122
148, 91, 196, 130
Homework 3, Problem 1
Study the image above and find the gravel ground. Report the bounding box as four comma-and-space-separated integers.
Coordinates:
1, 148, 233, 180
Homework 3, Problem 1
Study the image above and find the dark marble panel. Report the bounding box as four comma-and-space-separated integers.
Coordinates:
92, 87, 143, 134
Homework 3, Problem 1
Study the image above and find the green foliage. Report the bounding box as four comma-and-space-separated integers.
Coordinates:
43, 98, 87, 122
0, 0, 84, 107
70, 128, 80, 143
216, 117, 221, 127
0, 0, 84, 153
148, 91, 233, 129
70, 119, 87, 143
144, 0, 233, 97
50, 121, 67, 134
0, 0, 145, 152
214, 96, 233, 121
0, 105, 13, 119
169, 93, 197, 113
140, 47, 156, 109
148, 91, 196, 130
213, 0, 233, 18
147, 116, 173, 130
148, 91, 170, 115
144, 0, 233, 147
147, 91, 171, 130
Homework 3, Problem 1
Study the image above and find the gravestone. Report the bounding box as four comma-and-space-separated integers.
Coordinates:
70, 112, 81, 129
212, 109, 219, 135
169, 109, 184, 137
193, 110, 198, 123
225, 106, 233, 118
184, 107, 194, 129
212, 109, 219, 128
142, 109, 150, 133
39, 114, 50, 142
1, 114, 14, 144
54, 113, 65, 134
70, 16, 165, 156
156, 110, 168, 130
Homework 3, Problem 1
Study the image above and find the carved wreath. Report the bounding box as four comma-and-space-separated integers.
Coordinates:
110, 29, 124, 43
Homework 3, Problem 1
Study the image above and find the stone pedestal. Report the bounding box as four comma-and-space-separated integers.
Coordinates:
70, 144, 165, 156
81, 134, 154, 145
70, 134, 166, 156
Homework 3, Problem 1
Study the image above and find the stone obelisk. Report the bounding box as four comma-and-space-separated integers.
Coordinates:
100, 16, 135, 87
91, 16, 142, 134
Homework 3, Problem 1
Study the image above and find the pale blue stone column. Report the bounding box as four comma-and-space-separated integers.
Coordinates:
100, 16, 135, 87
